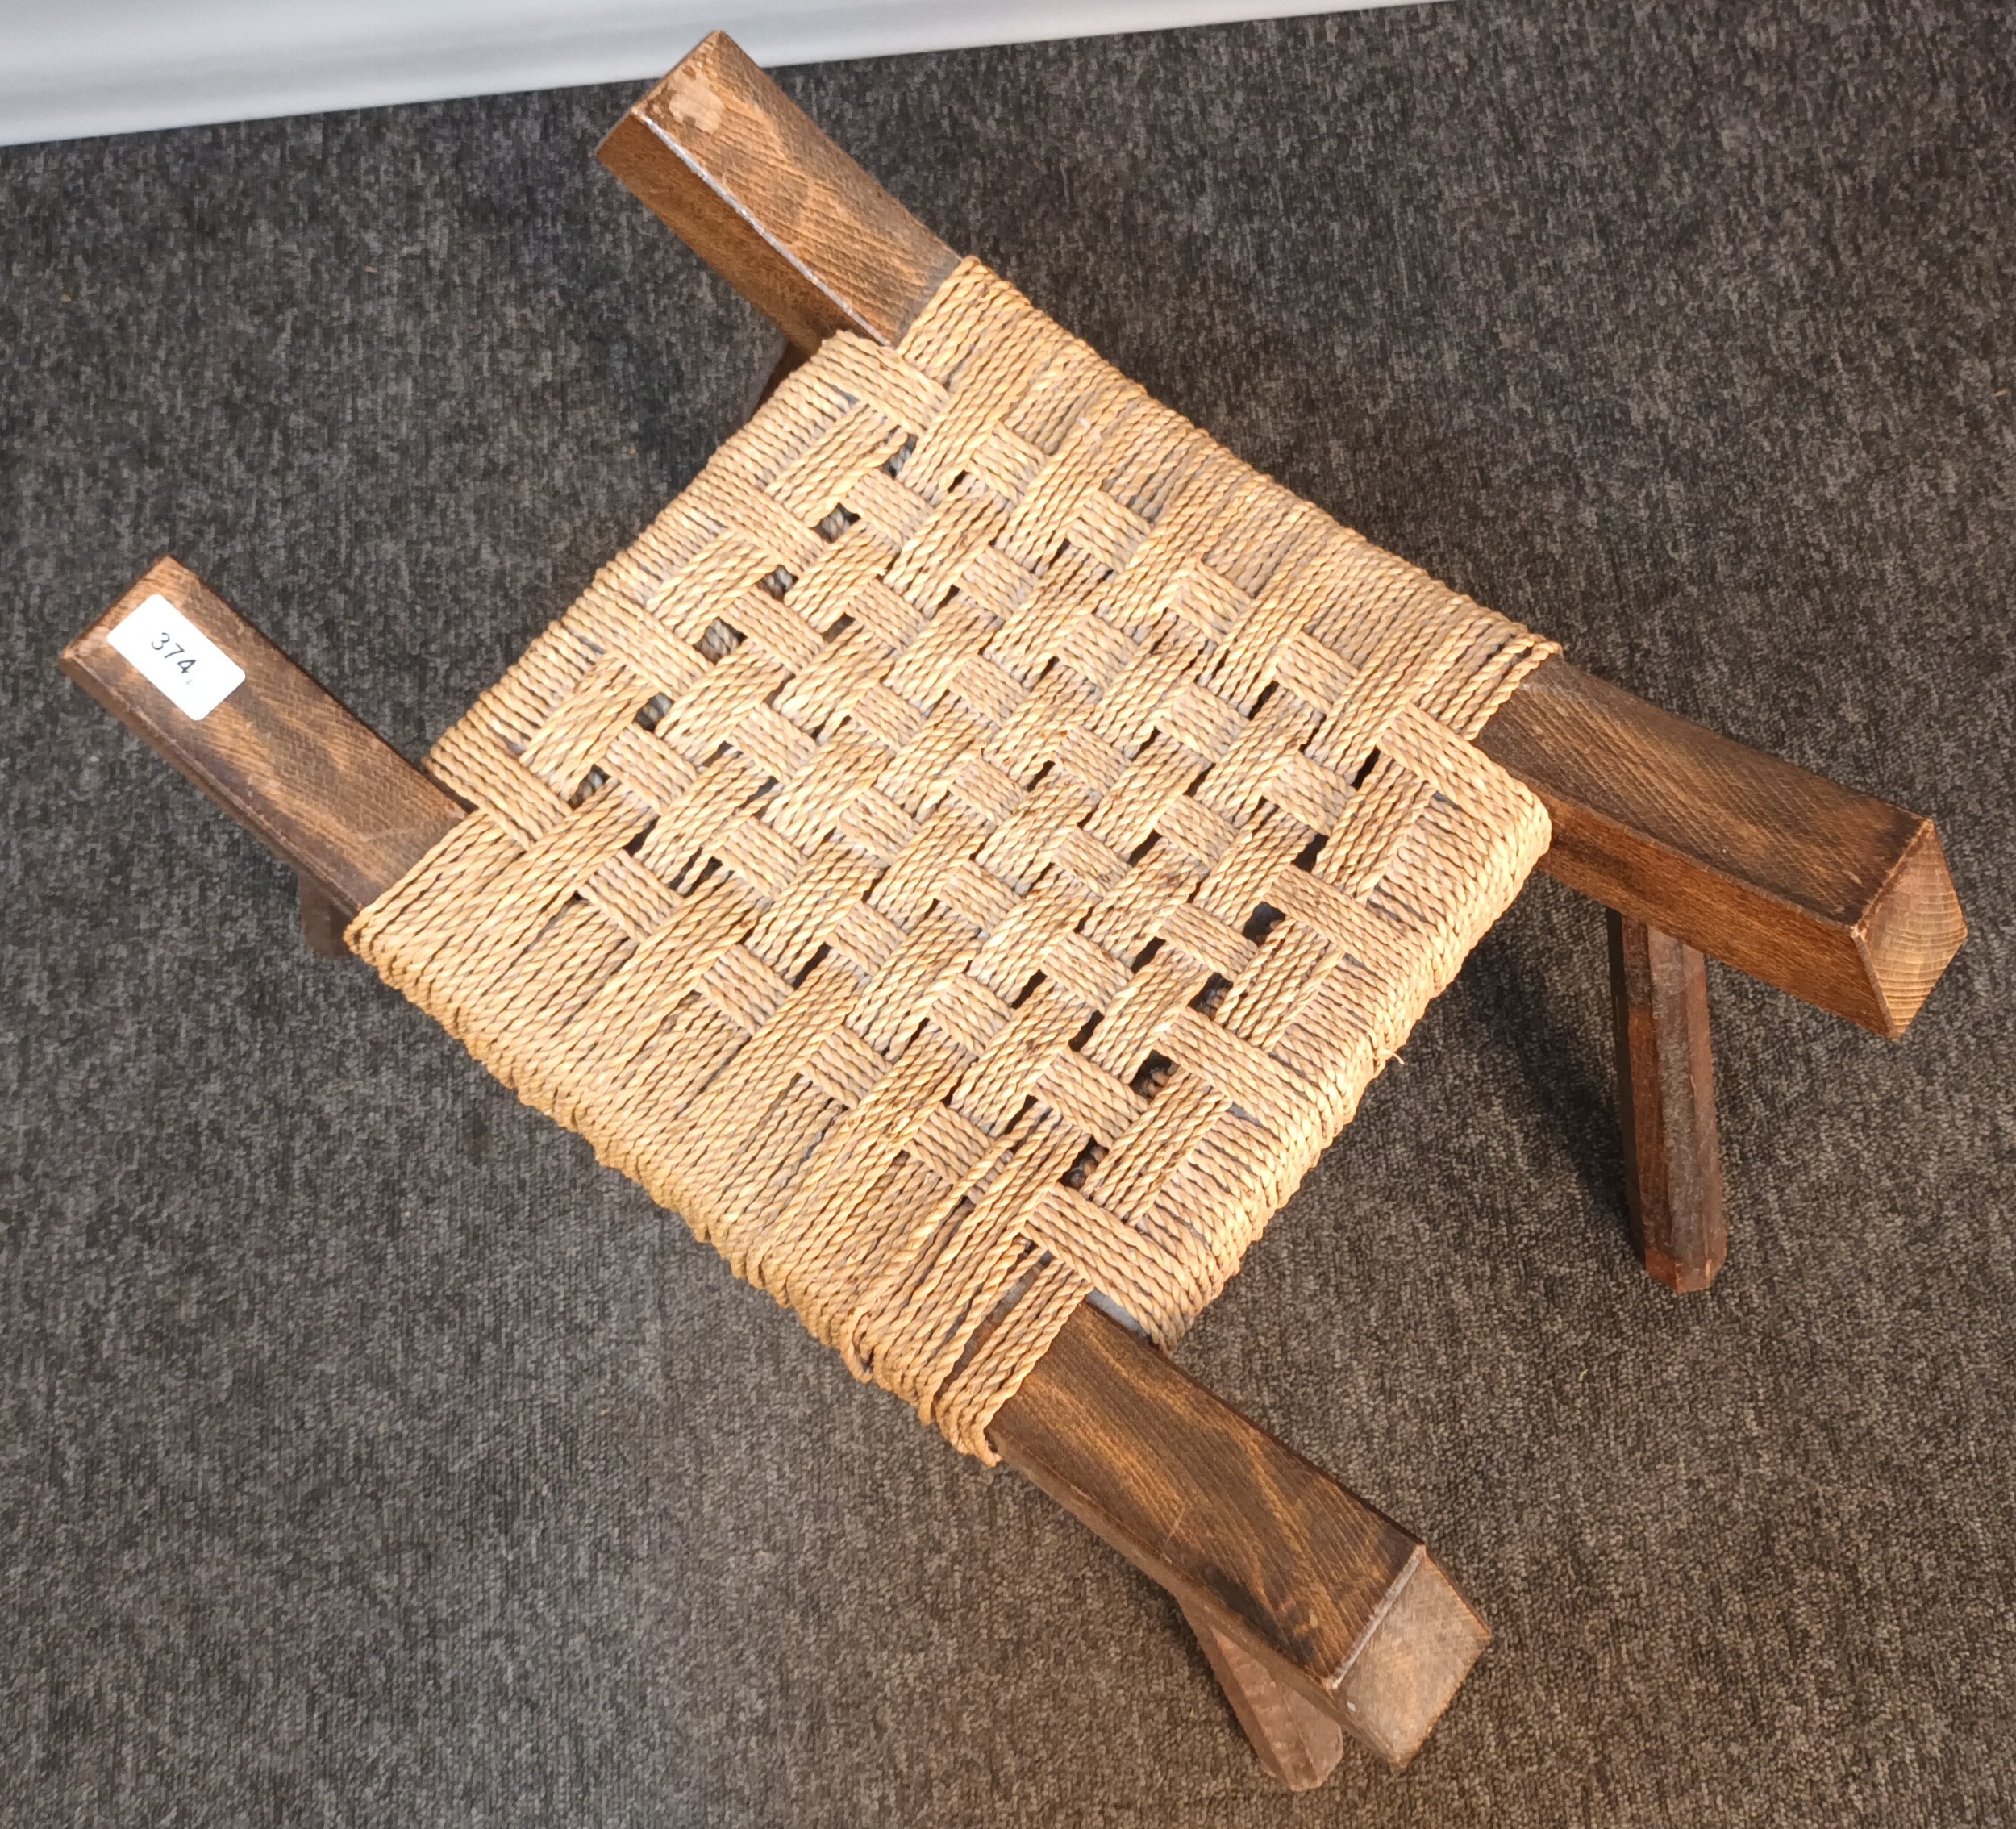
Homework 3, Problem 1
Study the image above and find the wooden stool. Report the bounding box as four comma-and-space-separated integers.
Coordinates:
59, 34, 1964, 1796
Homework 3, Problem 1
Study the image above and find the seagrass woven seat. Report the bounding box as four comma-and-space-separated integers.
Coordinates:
59, 31, 1965, 1795
348, 257, 1557, 1456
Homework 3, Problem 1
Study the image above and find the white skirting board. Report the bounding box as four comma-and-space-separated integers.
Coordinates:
0, 1, 1426, 148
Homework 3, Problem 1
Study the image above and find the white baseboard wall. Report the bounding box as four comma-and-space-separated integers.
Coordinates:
0, 0, 1424, 148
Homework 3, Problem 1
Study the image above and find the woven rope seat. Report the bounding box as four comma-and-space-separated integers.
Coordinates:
349, 257, 1558, 1459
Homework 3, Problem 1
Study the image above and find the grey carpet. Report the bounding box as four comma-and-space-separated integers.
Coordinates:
3, 2, 2012, 1822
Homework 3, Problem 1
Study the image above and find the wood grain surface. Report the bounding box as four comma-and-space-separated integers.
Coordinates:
598, 32, 958, 352
1609, 910, 1727, 1292
1481, 659, 1966, 1039
1180, 1596, 1345, 1790
992, 1303, 1488, 1769
63, 558, 1484, 1784
60, 558, 464, 922
598, 35, 1966, 1039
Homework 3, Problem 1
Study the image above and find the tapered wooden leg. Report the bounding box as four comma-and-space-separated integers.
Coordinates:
755, 340, 808, 410
294, 871, 351, 960
1182, 1598, 1344, 1791
299, 873, 352, 958
1609, 910, 1727, 1291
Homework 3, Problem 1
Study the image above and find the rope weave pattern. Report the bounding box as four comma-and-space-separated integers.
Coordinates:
350, 259, 1557, 1459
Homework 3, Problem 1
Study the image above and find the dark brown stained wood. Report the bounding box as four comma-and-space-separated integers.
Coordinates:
1859, 820, 1970, 1030
1181, 1598, 1344, 1790
597, 31, 959, 352
62, 560, 1489, 1781
1608, 912, 1727, 1292
598, 38, 1967, 1042
1323, 1552, 1493, 1768
298, 875, 354, 958
60, 558, 465, 922
756, 339, 810, 410
1480, 658, 1965, 1039
992, 1304, 1489, 1769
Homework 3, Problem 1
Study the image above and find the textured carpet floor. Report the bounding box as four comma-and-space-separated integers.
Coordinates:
3, 2, 2012, 1822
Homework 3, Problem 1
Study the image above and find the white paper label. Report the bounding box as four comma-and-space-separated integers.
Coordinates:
106, 593, 245, 720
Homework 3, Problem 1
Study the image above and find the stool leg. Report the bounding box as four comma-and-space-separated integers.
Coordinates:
298, 873, 352, 958
1608, 910, 1727, 1290
755, 340, 808, 411
1181, 1598, 1344, 1791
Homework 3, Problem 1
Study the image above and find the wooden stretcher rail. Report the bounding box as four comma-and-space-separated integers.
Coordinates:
59, 566, 464, 916
600, 31, 1965, 1043
63, 556, 1487, 1780
1477, 660, 1963, 1039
